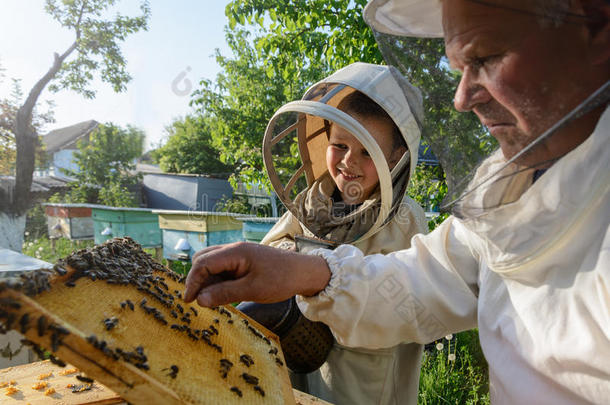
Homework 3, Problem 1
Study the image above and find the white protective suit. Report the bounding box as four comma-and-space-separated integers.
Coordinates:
261, 63, 429, 404
262, 196, 428, 405
298, 106, 610, 404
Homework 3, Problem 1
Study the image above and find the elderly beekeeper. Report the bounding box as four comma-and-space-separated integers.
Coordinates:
185, 0, 610, 404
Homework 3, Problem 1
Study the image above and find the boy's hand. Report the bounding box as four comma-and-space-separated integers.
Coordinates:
184, 242, 331, 307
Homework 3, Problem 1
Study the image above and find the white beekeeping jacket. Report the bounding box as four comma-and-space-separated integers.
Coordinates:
298, 107, 610, 404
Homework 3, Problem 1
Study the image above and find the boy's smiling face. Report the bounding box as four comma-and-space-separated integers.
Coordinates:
326, 114, 404, 204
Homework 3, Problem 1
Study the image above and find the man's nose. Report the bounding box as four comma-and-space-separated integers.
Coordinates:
454, 68, 491, 112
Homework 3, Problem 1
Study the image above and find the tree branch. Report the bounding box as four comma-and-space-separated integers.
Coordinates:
12, 39, 78, 215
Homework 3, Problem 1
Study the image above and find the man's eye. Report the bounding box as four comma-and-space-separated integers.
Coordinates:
331, 143, 347, 150
362, 149, 371, 158
472, 55, 499, 70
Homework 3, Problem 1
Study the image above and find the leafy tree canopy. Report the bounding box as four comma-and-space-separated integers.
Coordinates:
45, 0, 151, 98
221, 0, 495, 207
152, 115, 235, 177
52, 122, 144, 207
0, 77, 54, 176
190, 28, 329, 187
2, 0, 149, 217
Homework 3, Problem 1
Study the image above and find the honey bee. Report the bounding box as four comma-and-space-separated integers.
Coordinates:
239, 354, 254, 367
163, 365, 179, 378
241, 373, 259, 385
49, 354, 66, 367
76, 375, 94, 383
19, 313, 30, 333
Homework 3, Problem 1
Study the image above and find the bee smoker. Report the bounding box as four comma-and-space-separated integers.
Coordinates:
236, 235, 337, 374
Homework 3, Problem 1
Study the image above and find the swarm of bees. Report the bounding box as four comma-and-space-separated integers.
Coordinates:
0, 237, 290, 404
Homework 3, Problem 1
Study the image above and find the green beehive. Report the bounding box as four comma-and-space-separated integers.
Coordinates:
239, 217, 279, 243
91, 205, 162, 248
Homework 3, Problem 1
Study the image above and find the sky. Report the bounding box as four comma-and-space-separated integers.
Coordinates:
0, 0, 232, 151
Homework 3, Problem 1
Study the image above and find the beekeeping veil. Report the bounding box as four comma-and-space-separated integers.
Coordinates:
263, 62, 423, 244
363, 0, 610, 218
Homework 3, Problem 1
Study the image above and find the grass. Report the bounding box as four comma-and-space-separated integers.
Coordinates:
21, 235, 189, 274
419, 330, 490, 404
20, 236, 490, 402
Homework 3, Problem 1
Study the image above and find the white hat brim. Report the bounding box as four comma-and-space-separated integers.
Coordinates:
363, 0, 444, 38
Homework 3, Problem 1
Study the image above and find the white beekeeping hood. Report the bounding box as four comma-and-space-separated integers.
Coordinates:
263, 62, 423, 243
364, 0, 444, 38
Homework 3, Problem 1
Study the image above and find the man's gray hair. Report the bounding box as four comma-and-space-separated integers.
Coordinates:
535, 0, 573, 27
454, 0, 575, 27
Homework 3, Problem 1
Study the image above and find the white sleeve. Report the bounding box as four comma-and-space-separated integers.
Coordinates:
296, 216, 480, 348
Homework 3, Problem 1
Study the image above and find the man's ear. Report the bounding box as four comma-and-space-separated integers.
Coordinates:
582, 0, 610, 65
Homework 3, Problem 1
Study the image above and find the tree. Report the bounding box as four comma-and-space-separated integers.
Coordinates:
152, 115, 235, 176
224, 0, 495, 211
54, 122, 144, 207
0, 0, 149, 251
190, 28, 329, 188
0, 78, 54, 176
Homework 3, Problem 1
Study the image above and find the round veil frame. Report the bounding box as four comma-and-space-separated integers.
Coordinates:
263, 99, 394, 243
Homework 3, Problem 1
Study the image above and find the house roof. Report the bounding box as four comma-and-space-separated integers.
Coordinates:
417, 143, 439, 165
134, 163, 163, 174
33, 176, 71, 191
42, 120, 99, 153
0, 175, 71, 194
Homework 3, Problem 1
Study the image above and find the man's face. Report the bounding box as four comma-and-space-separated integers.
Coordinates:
326, 115, 400, 204
443, 0, 601, 166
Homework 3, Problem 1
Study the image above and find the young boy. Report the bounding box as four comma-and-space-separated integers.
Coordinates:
260, 63, 428, 404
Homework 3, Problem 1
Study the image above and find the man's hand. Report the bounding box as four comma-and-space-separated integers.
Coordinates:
183, 242, 332, 307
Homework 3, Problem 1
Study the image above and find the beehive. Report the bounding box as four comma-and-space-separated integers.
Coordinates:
0, 237, 294, 404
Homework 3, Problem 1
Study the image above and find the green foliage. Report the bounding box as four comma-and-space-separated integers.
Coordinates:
45, 0, 151, 98
22, 235, 94, 263
225, 0, 382, 70
419, 330, 490, 405
25, 204, 49, 240
190, 28, 329, 188
22, 235, 184, 275
0, 78, 55, 175
167, 260, 190, 275
407, 163, 449, 231
98, 182, 137, 207
215, 194, 279, 217
152, 115, 234, 176
215, 194, 253, 215
54, 122, 143, 206
222, 0, 496, 209
2, 0, 149, 216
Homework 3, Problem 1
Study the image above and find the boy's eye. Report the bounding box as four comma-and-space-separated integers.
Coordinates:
362, 149, 371, 158
331, 143, 348, 150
